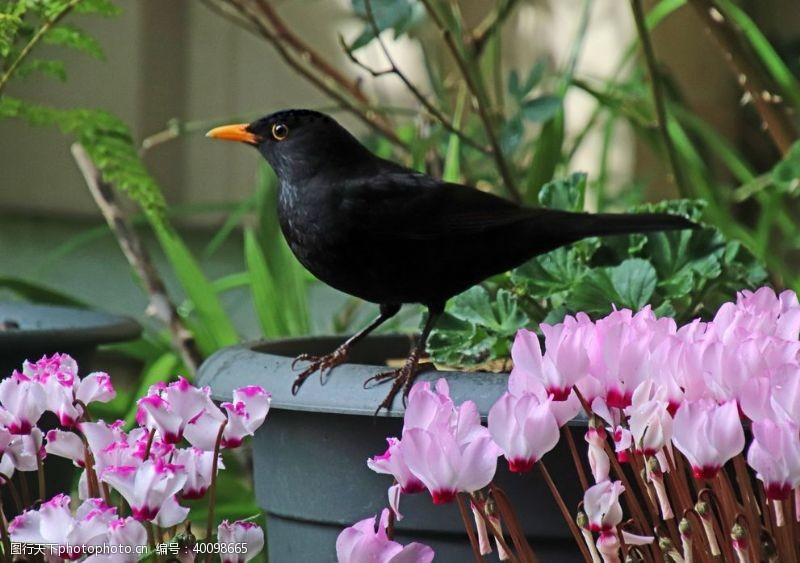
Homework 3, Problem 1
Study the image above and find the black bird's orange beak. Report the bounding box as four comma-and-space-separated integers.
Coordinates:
205, 123, 260, 145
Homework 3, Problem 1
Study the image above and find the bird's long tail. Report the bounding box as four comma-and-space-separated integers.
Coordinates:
568, 211, 699, 239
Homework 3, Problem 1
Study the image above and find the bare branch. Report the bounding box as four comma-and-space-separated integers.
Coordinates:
346, 0, 490, 155
71, 143, 203, 375
207, 0, 409, 152
688, 0, 797, 155
419, 0, 522, 203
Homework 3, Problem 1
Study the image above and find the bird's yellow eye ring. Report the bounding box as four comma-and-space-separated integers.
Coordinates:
272, 123, 289, 141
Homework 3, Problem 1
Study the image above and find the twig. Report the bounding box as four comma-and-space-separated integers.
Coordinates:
687, 0, 797, 155
345, 0, 489, 154
419, 0, 522, 203
250, 0, 369, 104
468, 0, 521, 57
206, 0, 408, 152
0, 0, 83, 94
629, 0, 690, 198
71, 143, 203, 375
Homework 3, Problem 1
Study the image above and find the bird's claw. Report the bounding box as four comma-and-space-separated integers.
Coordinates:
366, 358, 431, 414
291, 346, 349, 395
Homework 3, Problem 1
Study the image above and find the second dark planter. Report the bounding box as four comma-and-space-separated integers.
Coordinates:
199, 335, 586, 563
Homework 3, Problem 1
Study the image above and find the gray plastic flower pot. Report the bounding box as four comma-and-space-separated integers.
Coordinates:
0, 302, 141, 509
199, 335, 587, 563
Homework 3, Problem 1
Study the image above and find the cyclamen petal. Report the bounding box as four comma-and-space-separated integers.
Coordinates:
9, 495, 117, 559
218, 520, 265, 563
747, 419, 800, 500
488, 392, 559, 473
220, 386, 271, 448
45, 429, 86, 466
101, 459, 187, 524
0, 373, 47, 434
584, 481, 625, 532
672, 400, 744, 479
336, 509, 434, 563
367, 437, 424, 495
401, 427, 498, 504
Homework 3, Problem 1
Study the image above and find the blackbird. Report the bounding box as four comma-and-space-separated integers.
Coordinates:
207, 109, 696, 411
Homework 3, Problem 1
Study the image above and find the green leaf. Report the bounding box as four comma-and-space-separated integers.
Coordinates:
244, 229, 285, 338
155, 225, 238, 352
429, 286, 529, 366
511, 247, 587, 298
442, 86, 466, 183
349, 0, 423, 50
521, 95, 562, 123
525, 109, 564, 203
15, 58, 66, 80
771, 141, 800, 193
570, 259, 657, 312
610, 258, 657, 310
538, 172, 587, 211
448, 286, 496, 327
43, 24, 103, 58
0, 276, 88, 307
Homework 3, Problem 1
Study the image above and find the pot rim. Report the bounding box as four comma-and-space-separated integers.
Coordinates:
0, 302, 141, 352
199, 334, 587, 424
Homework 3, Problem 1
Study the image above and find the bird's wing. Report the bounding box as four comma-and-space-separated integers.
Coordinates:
339, 172, 533, 240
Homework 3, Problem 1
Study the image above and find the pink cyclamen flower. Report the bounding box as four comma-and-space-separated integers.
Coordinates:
625, 380, 672, 456
6, 428, 44, 472
400, 380, 499, 504
100, 458, 189, 526
0, 371, 46, 434
136, 377, 218, 444
368, 437, 425, 519
585, 423, 610, 483
672, 400, 744, 479
336, 508, 434, 563
217, 520, 265, 563
583, 480, 625, 533
19, 353, 115, 427
487, 391, 559, 473
80, 421, 149, 478
173, 447, 222, 500
368, 437, 425, 495
9, 495, 116, 559
510, 327, 588, 401
747, 419, 800, 500
83, 517, 148, 563
45, 429, 86, 467
219, 386, 271, 448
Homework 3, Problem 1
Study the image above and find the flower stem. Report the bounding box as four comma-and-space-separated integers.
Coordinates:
456, 494, 485, 563
35, 446, 45, 502
537, 462, 593, 563
204, 420, 227, 563
487, 486, 539, 563
0, 503, 11, 563
0, 474, 23, 515
563, 426, 589, 492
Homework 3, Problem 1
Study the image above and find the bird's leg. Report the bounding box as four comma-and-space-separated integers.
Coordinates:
291, 303, 400, 395
366, 307, 443, 413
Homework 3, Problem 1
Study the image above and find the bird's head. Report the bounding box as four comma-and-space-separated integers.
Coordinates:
206, 109, 371, 183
